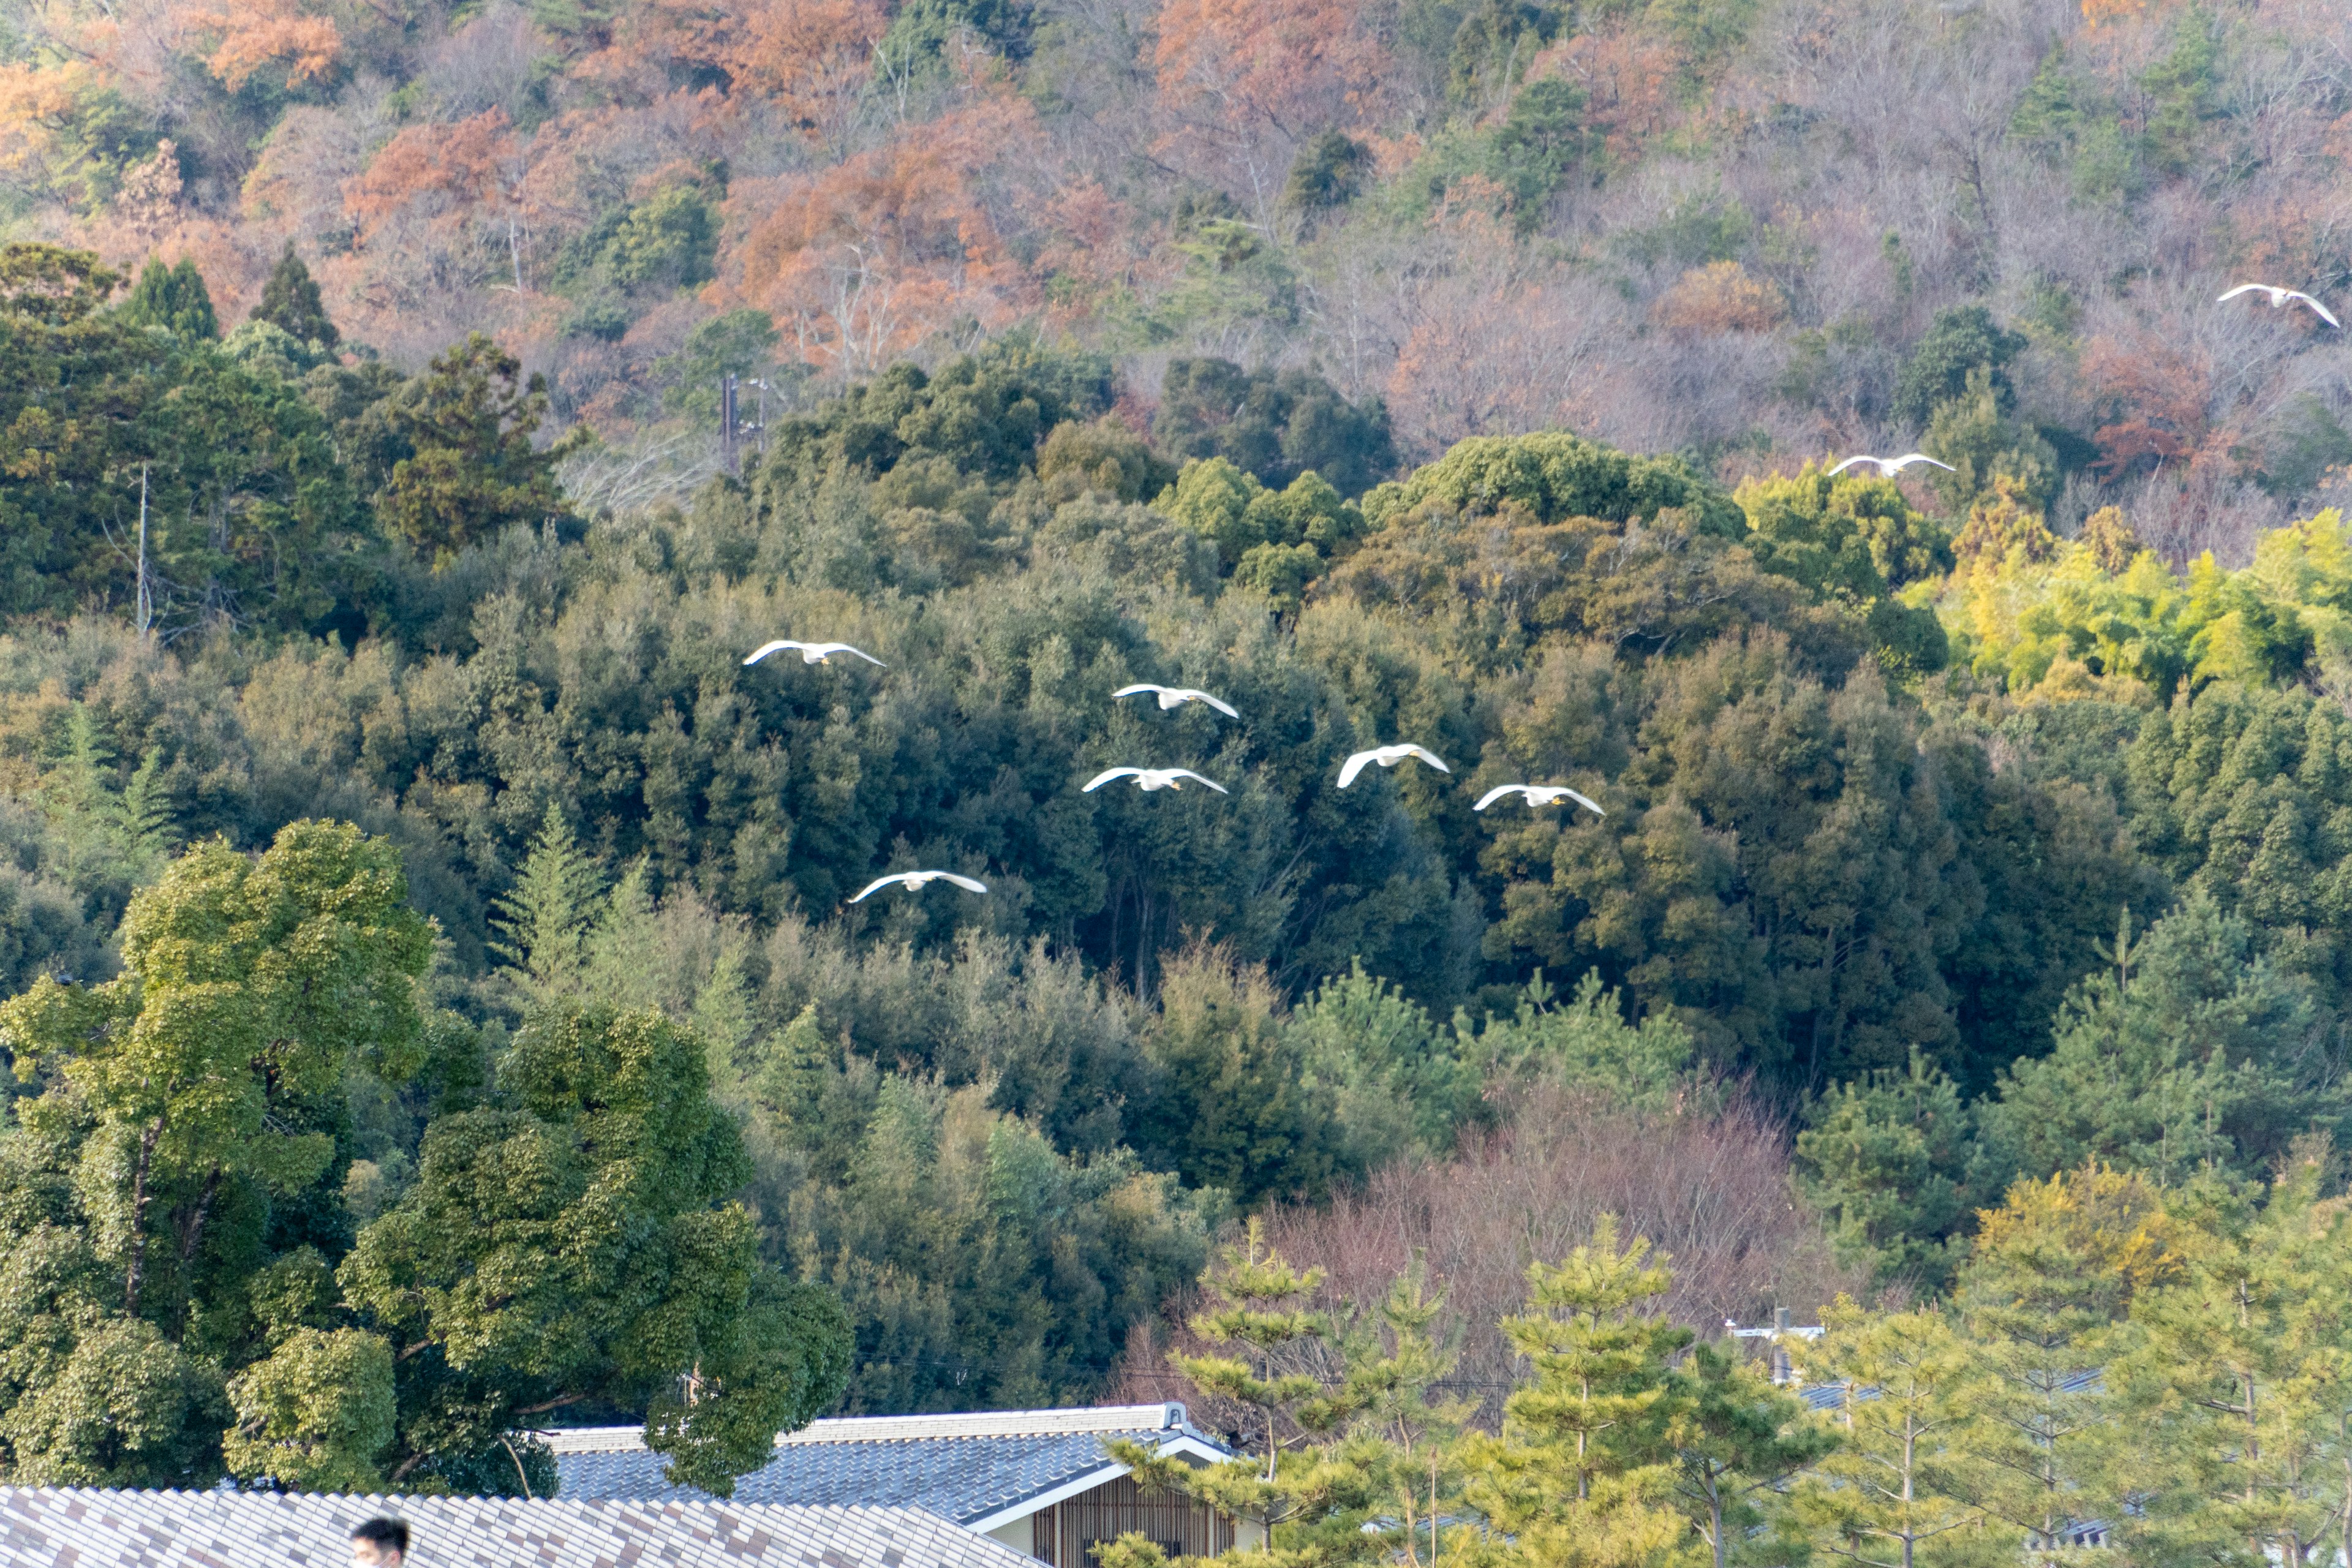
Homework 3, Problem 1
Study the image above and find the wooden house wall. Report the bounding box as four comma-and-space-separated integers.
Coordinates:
1028, 1475, 1238, 1564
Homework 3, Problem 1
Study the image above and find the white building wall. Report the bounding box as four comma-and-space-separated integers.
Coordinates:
983, 1514, 1037, 1557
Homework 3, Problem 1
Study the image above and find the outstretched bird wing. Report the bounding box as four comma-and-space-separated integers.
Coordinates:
848, 873, 909, 903
2218, 283, 2274, 303
1337, 750, 1377, 788
1185, 690, 1242, 718
940, 873, 989, 894
1825, 455, 1875, 477
1474, 784, 1528, 811
1084, 767, 1144, 792
2289, 292, 2343, 328
744, 640, 803, 665
1167, 769, 1231, 794
821, 643, 887, 666
1400, 745, 1452, 773
1891, 453, 1956, 473
1559, 787, 1607, 817
1111, 684, 1166, 701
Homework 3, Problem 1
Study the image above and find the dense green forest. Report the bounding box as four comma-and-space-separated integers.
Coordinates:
9, 232, 2352, 1499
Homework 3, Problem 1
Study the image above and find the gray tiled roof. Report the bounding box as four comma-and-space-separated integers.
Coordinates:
556, 1423, 1197, 1523
0, 1487, 1035, 1568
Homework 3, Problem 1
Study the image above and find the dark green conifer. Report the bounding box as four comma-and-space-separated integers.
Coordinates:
120, 257, 218, 339
251, 243, 339, 349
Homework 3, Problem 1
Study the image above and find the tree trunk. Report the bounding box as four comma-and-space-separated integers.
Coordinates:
170, 1166, 223, 1340
122, 1115, 164, 1316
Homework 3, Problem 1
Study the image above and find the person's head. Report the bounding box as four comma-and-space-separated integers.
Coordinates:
350, 1517, 409, 1567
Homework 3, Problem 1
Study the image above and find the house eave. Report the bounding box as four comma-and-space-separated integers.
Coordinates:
960, 1435, 1242, 1535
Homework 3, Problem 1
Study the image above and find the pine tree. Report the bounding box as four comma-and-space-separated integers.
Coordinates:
120, 257, 219, 339
1980, 892, 2331, 1186
1953, 1165, 2174, 1568
2112, 1153, 2352, 1568
1289, 1262, 1476, 1568
251, 243, 338, 349
1170, 1217, 1335, 1487
1463, 1216, 1695, 1568
488, 805, 605, 1008
1791, 1301, 2006, 1568
121, 747, 176, 864
377, 333, 583, 557
1112, 1254, 1469, 1568
1665, 1341, 1836, 1568
42, 704, 173, 905
583, 858, 661, 1011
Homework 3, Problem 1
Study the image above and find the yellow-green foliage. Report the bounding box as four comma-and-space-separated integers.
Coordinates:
1939, 511, 2352, 704
2250, 508, 2352, 668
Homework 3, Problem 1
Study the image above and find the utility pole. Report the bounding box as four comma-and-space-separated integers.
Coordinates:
720, 374, 739, 477
135, 463, 152, 639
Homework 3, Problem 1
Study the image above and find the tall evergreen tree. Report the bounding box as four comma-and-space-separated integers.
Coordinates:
1463, 1216, 1695, 1568
371, 333, 582, 557
1792, 1302, 2006, 1568
120, 257, 218, 339
338, 1003, 852, 1495
1981, 893, 2337, 1186
488, 805, 605, 1009
251, 244, 339, 349
2111, 1155, 2352, 1568
1953, 1165, 2174, 1568
0, 821, 432, 1486
1169, 1217, 1338, 1487
1665, 1343, 1836, 1568
1795, 1051, 1985, 1293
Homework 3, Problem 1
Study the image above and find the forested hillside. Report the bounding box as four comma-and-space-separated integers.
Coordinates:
6, 0, 2352, 557
8, 0, 2352, 1504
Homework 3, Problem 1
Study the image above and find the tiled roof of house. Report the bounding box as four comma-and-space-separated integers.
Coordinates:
548, 1403, 1235, 1525
0, 1487, 1034, 1568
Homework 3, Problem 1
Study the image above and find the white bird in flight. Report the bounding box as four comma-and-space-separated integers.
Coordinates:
1474, 783, 1606, 817
1112, 684, 1241, 718
1337, 745, 1450, 788
745, 640, 886, 668
1826, 453, 1956, 478
2218, 283, 2341, 328
846, 870, 988, 903
1083, 767, 1229, 794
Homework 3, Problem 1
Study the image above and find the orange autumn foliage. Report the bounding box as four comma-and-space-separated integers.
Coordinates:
170, 0, 341, 91
0, 58, 105, 179
591, 0, 883, 148
1537, 29, 1680, 166
1153, 0, 1382, 141
343, 108, 521, 243
2084, 329, 2212, 477
731, 0, 886, 142
731, 94, 1037, 370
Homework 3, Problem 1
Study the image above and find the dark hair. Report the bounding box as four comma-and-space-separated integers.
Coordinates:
350, 1518, 410, 1556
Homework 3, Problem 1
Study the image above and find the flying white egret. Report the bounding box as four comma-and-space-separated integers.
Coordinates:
1337, 745, 1450, 788
1474, 783, 1606, 817
1082, 767, 1230, 794
846, 870, 989, 903
1112, 684, 1241, 718
2218, 283, 2342, 328
744, 640, 886, 668
1826, 453, 1957, 478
